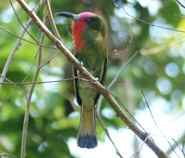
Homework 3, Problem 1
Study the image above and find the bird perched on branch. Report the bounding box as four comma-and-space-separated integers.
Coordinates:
55, 12, 108, 149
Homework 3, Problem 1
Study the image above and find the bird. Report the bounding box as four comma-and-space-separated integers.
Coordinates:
55, 12, 108, 149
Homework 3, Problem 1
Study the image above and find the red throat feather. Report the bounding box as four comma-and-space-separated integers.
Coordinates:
71, 21, 86, 53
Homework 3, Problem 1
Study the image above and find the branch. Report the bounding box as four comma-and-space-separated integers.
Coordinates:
97, 48, 146, 114
16, 0, 169, 157
96, 111, 123, 158
9, 0, 39, 43
108, 48, 147, 90
0, 154, 18, 158
0, 78, 75, 85
0, 74, 27, 98
0, 26, 56, 49
130, 67, 179, 157
45, 0, 61, 40
96, 48, 142, 157
21, 5, 48, 158
0, 0, 45, 94
176, 0, 185, 8
113, 0, 185, 34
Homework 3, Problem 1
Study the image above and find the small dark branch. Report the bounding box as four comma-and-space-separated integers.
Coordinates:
0, 0, 46, 95
109, 92, 148, 133
0, 26, 56, 49
9, 0, 39, 43
176, 0, 185, 8
0, 78, 77, 85
113, 33, 133, 56
20, 4, 47, 157
96, 111, 123, 158
0, 154, 17, 158
45, 0, 61, 40
130, 133, 150, 158
96, 47, 146, 115
130, 67, 179, 158
40, 51, 61, 68
165, 133, 185, 156
107, 47, 147, 90
0, 74, 27, 97
183, 134, 185, 154
113, 0, 185, 33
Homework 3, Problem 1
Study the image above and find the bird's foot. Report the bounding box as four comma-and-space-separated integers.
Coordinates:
91, 78, 98, 85
79, 61, 84, 67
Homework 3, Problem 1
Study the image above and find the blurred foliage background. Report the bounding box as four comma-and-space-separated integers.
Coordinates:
0, 0, 185, 157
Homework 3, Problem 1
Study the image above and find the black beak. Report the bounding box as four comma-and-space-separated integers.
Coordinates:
55, 12, 79, 22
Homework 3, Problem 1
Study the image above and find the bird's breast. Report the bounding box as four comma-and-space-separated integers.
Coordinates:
71, 22, 87, 53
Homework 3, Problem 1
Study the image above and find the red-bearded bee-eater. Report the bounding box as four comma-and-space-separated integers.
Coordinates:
55, 12, 108, 149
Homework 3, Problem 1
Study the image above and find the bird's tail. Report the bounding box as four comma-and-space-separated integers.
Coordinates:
77, 104, 97, 149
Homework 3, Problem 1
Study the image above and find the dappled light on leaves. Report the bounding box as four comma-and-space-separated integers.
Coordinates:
156, 77, 172, 95
165, 63, 179, 77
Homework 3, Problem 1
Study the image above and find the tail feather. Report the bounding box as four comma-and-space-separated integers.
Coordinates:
77, 104, 97, 149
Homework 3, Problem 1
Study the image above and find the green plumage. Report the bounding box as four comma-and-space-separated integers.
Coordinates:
74, 14, 107, 148
56, 12, 108, 148
74, 17, 107, 111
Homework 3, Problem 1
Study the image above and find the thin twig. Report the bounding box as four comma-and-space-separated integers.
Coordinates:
170, 111, 185, 123
0, 77, 78, 85
147, 132, 185, 156
20, 41, 43, 158
45, 0, 61, 40
96, 111, 123, 158
0, 90, 18, 107
0, 154, 18, 158
0, 46, 40, 105
164, 130, 185, 156
109, 92, 147, 133
130, 67, 179, 158
40, 51, 61, 68
113, 0, 185, 34
95, 47, 143, 157
97, 47, 147, 114
0, 75, 27, 97
20, 9, 47, 158
0, 0, 45, 94
40, 40, 74, 69
113, 33, 133, 56
108, 48, 147, 90
0, 26, 56, 49
183, 134, 185, 154
176, 0, 185, 8
9, 0, 39, 43
130, 133, 150, 158
66, 26, 74, 39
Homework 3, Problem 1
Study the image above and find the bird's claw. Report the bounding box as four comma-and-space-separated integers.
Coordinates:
79, 61, 84, 67
91, 78, 98, 85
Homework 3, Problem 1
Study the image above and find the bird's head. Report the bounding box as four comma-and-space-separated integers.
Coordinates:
55, 12, 106, 52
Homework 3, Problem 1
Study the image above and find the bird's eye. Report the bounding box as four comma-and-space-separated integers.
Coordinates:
85, 18, 91, 23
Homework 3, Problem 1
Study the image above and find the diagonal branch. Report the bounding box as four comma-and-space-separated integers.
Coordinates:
113, 0, 185, 34
9, 0, 39, 43
15, 0, 169, 157
0, 153, 17, 158
176, 0, 185, 8
0, 26, 56, 49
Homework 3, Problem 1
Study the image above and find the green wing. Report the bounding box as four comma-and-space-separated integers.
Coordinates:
74, 56, 107, 107
94, 57, 107, 105
73, 60, 82, 106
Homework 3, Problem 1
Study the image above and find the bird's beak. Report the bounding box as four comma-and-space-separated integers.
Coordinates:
55, 12, 79, 23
